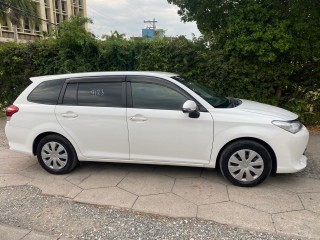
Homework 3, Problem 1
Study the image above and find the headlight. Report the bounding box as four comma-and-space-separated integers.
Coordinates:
272, 120, 303, 134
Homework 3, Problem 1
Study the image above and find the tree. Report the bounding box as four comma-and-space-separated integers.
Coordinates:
168, 0, 320, 106
48, 15, 99, 73
0, 0, 39, 42
101, 31, 126, 41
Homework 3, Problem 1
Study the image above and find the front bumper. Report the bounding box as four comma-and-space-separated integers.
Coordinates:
273, 126, 309, 173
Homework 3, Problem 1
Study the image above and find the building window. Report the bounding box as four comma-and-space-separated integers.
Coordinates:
62, 2, 66, 12
45, 8, 51, 20
1, 18, 8, 29
56, 14, 60, 24
47, 23, 51, 34
24, 18, 30, 30
35, 24, 40, 33
79, 9, 83, 16
55, 0, 59, 10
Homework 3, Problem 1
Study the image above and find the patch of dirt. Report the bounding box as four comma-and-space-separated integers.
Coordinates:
308, 125, 320, 135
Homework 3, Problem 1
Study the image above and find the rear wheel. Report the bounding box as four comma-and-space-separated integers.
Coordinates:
36, 134, 78, 174
219, 140, 272, 187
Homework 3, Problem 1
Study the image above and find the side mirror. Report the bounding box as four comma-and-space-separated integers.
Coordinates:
182, 100, 197, 113
182, 100, 200, 118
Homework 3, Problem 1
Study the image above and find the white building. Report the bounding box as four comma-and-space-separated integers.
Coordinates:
0, 0, 87, 42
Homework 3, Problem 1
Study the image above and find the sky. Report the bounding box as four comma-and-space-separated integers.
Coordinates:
86, 0, 201, 39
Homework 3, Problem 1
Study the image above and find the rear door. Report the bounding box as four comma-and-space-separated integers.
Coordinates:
55, 76, 129, 160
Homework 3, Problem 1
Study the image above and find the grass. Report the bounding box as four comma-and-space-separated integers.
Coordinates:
0, 111, 5, 119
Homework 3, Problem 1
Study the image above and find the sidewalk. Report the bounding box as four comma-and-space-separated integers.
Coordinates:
0, 224, 68, 240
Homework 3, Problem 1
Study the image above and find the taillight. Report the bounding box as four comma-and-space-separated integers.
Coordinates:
6, 105, 19, 117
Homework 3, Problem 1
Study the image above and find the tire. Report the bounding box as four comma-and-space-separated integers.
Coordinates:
36, 134, 78, 174
219, 140, 272, 187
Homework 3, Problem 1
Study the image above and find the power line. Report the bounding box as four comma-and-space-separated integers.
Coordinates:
0, 1, 58, 26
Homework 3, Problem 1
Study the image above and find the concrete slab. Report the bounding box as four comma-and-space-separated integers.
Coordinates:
65, 167, 93, 185
201, 168, 230, 185
19, 164, 70, 180
0, 174, 31, 187
118, 172, 174, 196
78, 167, 128, 189
119, 163, 155, 173
228, 184, 304, 213
155, 165, 202, 179
269, 176, 320, 193
172, 177, 229, 205
0, 157, 36, 174
0, 225, 30, 240
28, 179, 82, 198
74, 187, 137, 208
307, 135, 320, 153
299, 192, 320, 214
0, 149, 30, 158
273, 210, 320, 239
133, 193, 197, 218
66, 162, 120, 186
198, 202, 275, 233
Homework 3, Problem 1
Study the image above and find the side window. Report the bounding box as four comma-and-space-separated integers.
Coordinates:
131, 82, 188, 110
63, 83, 77, 105
77, 82, 122, 107
28, 79, 65, 105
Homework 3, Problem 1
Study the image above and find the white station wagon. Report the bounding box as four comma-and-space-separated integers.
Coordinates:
5, 72, 309, 186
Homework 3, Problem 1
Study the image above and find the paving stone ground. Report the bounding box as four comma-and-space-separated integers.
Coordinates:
0, 118, 319, 239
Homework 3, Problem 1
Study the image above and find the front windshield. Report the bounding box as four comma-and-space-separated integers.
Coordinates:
172, 76, 229, 108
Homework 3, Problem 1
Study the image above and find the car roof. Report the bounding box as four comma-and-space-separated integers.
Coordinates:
29, 71, 179, 82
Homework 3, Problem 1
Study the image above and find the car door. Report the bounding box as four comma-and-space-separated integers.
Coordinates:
126, 76, 214, 165
55, 76, 129, 160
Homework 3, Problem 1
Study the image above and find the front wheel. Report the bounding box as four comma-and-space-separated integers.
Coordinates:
219, 140, 272, 187
36, 134, 78, 174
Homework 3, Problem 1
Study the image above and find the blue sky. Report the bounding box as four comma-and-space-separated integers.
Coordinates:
86, 0, 201, 39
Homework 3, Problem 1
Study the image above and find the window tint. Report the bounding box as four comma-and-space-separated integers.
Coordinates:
78, 82, 122, 107
63, 83, 77, 105
28, 79, 65, 105
131, 82, 188, 110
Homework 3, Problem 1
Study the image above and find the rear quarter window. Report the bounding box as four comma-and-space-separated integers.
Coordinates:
28, 79, 65, 105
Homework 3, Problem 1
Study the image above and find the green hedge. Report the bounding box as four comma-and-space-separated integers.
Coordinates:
0, 18, 319, 124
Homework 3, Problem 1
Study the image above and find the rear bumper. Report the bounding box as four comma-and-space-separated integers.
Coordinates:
5, 121, 34, 156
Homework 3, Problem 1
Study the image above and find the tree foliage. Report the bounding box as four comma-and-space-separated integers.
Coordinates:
167, 0, 320, 122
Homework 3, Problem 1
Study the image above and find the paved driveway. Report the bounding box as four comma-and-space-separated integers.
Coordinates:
0, 119, 319, 239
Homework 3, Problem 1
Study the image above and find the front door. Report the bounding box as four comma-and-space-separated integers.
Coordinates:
127, 76, 213, 165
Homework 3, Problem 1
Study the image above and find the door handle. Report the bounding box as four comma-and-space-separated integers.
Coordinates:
61, 112, 78, 118
129, 115, 147, 122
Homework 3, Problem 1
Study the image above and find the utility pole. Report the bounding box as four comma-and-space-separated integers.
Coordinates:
144, 18, 157, 32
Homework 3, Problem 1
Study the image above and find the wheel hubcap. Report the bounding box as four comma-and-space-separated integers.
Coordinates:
228, 149, 264, 182
41, 142, 68, 170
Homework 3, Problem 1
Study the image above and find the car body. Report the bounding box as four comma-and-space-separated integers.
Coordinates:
5, 71, 309, 186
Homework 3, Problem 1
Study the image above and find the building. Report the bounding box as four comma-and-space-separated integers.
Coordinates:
0, 0, 87, 42
142, 28, 154, 40
142, 19, 165, 40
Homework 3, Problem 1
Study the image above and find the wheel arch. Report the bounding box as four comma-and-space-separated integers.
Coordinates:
216, 137, 277, 174
32, 132, 75, 156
